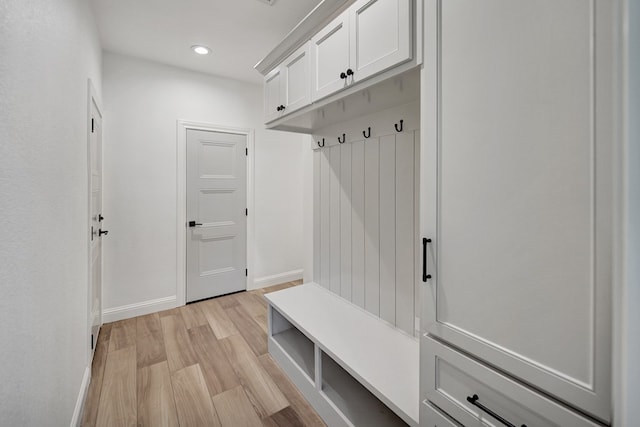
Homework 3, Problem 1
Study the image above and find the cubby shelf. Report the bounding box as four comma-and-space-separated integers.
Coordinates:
265, 283, 419, 427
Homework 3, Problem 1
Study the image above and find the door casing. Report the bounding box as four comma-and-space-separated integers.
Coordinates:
176, 120, 254, 306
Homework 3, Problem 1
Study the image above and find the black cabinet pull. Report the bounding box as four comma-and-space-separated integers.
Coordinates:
363, 127, 371, 138
466, 394, 527, 427
188, 221, 202, 227
338, 133, 346, 144
98, 229, 109, 237
276, 106, 281, 111
422, 238, 432, 282
346, 68, 354, 76
317, 138, 325, 148
280, 105, 286, 111
340, 72, 347, 79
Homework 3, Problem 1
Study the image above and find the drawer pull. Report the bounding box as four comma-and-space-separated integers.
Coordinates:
466, 394, 527, 427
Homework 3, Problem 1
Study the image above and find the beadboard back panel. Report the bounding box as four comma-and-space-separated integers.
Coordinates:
312, 103, 420, 335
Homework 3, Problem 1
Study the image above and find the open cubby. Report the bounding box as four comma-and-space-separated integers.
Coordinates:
321, 351, 409, 427
270, 307, 315, 382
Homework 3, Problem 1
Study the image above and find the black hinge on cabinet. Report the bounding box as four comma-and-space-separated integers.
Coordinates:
91, 334, 94, 350
246, 147, 248, 156
91, 118, 94, 133
245, 268, 248, 277
245, 208, 248, 216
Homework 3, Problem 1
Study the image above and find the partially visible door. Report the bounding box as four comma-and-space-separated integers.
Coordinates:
186, 129, 247, 302
88, 96, 103, 357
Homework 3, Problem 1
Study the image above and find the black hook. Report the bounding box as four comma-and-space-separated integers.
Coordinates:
363, 127, 371, 139
317, 138, 325, 148
394, 120, 404, 132
338, 133, 346, 144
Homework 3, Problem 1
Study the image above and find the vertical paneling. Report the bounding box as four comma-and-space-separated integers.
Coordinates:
340, 144, 353, 300
379, 135, 396, 325
330, 146, 341, 294
396, 131, 416, 334
313, 151, 321, 284
312, 120, 418, 335
320, 150, 331, 289
351, 140, 366, 308
364, 138, 380, 315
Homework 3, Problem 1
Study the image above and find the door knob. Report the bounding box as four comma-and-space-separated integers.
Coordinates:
188, 221, 203, 227
98, 229, 109, 237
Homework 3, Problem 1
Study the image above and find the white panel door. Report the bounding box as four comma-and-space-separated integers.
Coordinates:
349, 0, 411, 83
186, 129, 247, 302
421, 0, 614, 421
310, 10, 350, 101
283, 42, 311, 115
264, 67, 284, 123
88, 98, 104, 356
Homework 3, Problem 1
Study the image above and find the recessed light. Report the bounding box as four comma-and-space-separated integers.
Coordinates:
191, 45, 210, 55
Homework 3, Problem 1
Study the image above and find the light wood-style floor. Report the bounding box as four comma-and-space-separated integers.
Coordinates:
81, 280, 326, 427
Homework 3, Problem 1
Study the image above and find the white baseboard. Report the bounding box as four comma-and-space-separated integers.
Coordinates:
103, 295, 177, 323
70, 367, 90, 427
251, 269, 304, 290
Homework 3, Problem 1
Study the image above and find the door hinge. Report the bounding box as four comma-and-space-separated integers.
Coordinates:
245, 268, 248, 277
91, 334, 94, 350
245, 147, 248, 156
245, 208, 248, 216
91, 118, 94, 133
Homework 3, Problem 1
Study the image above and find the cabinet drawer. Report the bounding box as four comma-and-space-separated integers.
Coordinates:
422, 401, 461, 427
423, 336, 601, 427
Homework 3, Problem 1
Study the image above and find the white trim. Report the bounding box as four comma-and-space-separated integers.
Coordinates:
252, 269, 304, 290
102, 296, 177, 323
70, 367, 91, 427
86, 79, 102, 367
176, 120, 254, 306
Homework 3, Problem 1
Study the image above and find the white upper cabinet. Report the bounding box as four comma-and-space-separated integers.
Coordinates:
421, 0, 615, 422
310, 11, 351, 102
282, 43, 311, 115
264, 42, 311, 123
311, 0, 412, 102
264, 67, 283, 123
349, 0, 411, 83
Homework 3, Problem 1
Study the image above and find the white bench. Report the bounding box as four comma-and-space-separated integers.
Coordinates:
265, 283, 419, 427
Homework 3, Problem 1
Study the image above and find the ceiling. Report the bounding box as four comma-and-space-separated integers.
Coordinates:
90, 0, 322, 84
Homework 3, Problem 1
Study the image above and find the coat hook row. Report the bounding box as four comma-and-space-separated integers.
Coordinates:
363, 127, 371, 138
395, 119, 404, 133
338, 133, 346, 144
317, 138, 325, 148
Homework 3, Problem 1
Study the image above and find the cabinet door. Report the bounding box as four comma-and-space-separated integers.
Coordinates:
282, 42, 311, 115
310, 10, 350, 102
349, 0, 411, 83
421, 0, 614, 422
264, 67, 283, 123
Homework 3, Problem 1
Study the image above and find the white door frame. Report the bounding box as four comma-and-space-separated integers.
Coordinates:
87, 79, 103, 363
176, 120, 254, 306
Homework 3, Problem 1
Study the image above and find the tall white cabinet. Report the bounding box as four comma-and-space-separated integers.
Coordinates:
420, 0, 615, 425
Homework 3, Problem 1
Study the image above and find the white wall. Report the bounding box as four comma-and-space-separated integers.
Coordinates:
0, 0, 102, 424
102, 53, 305, 316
